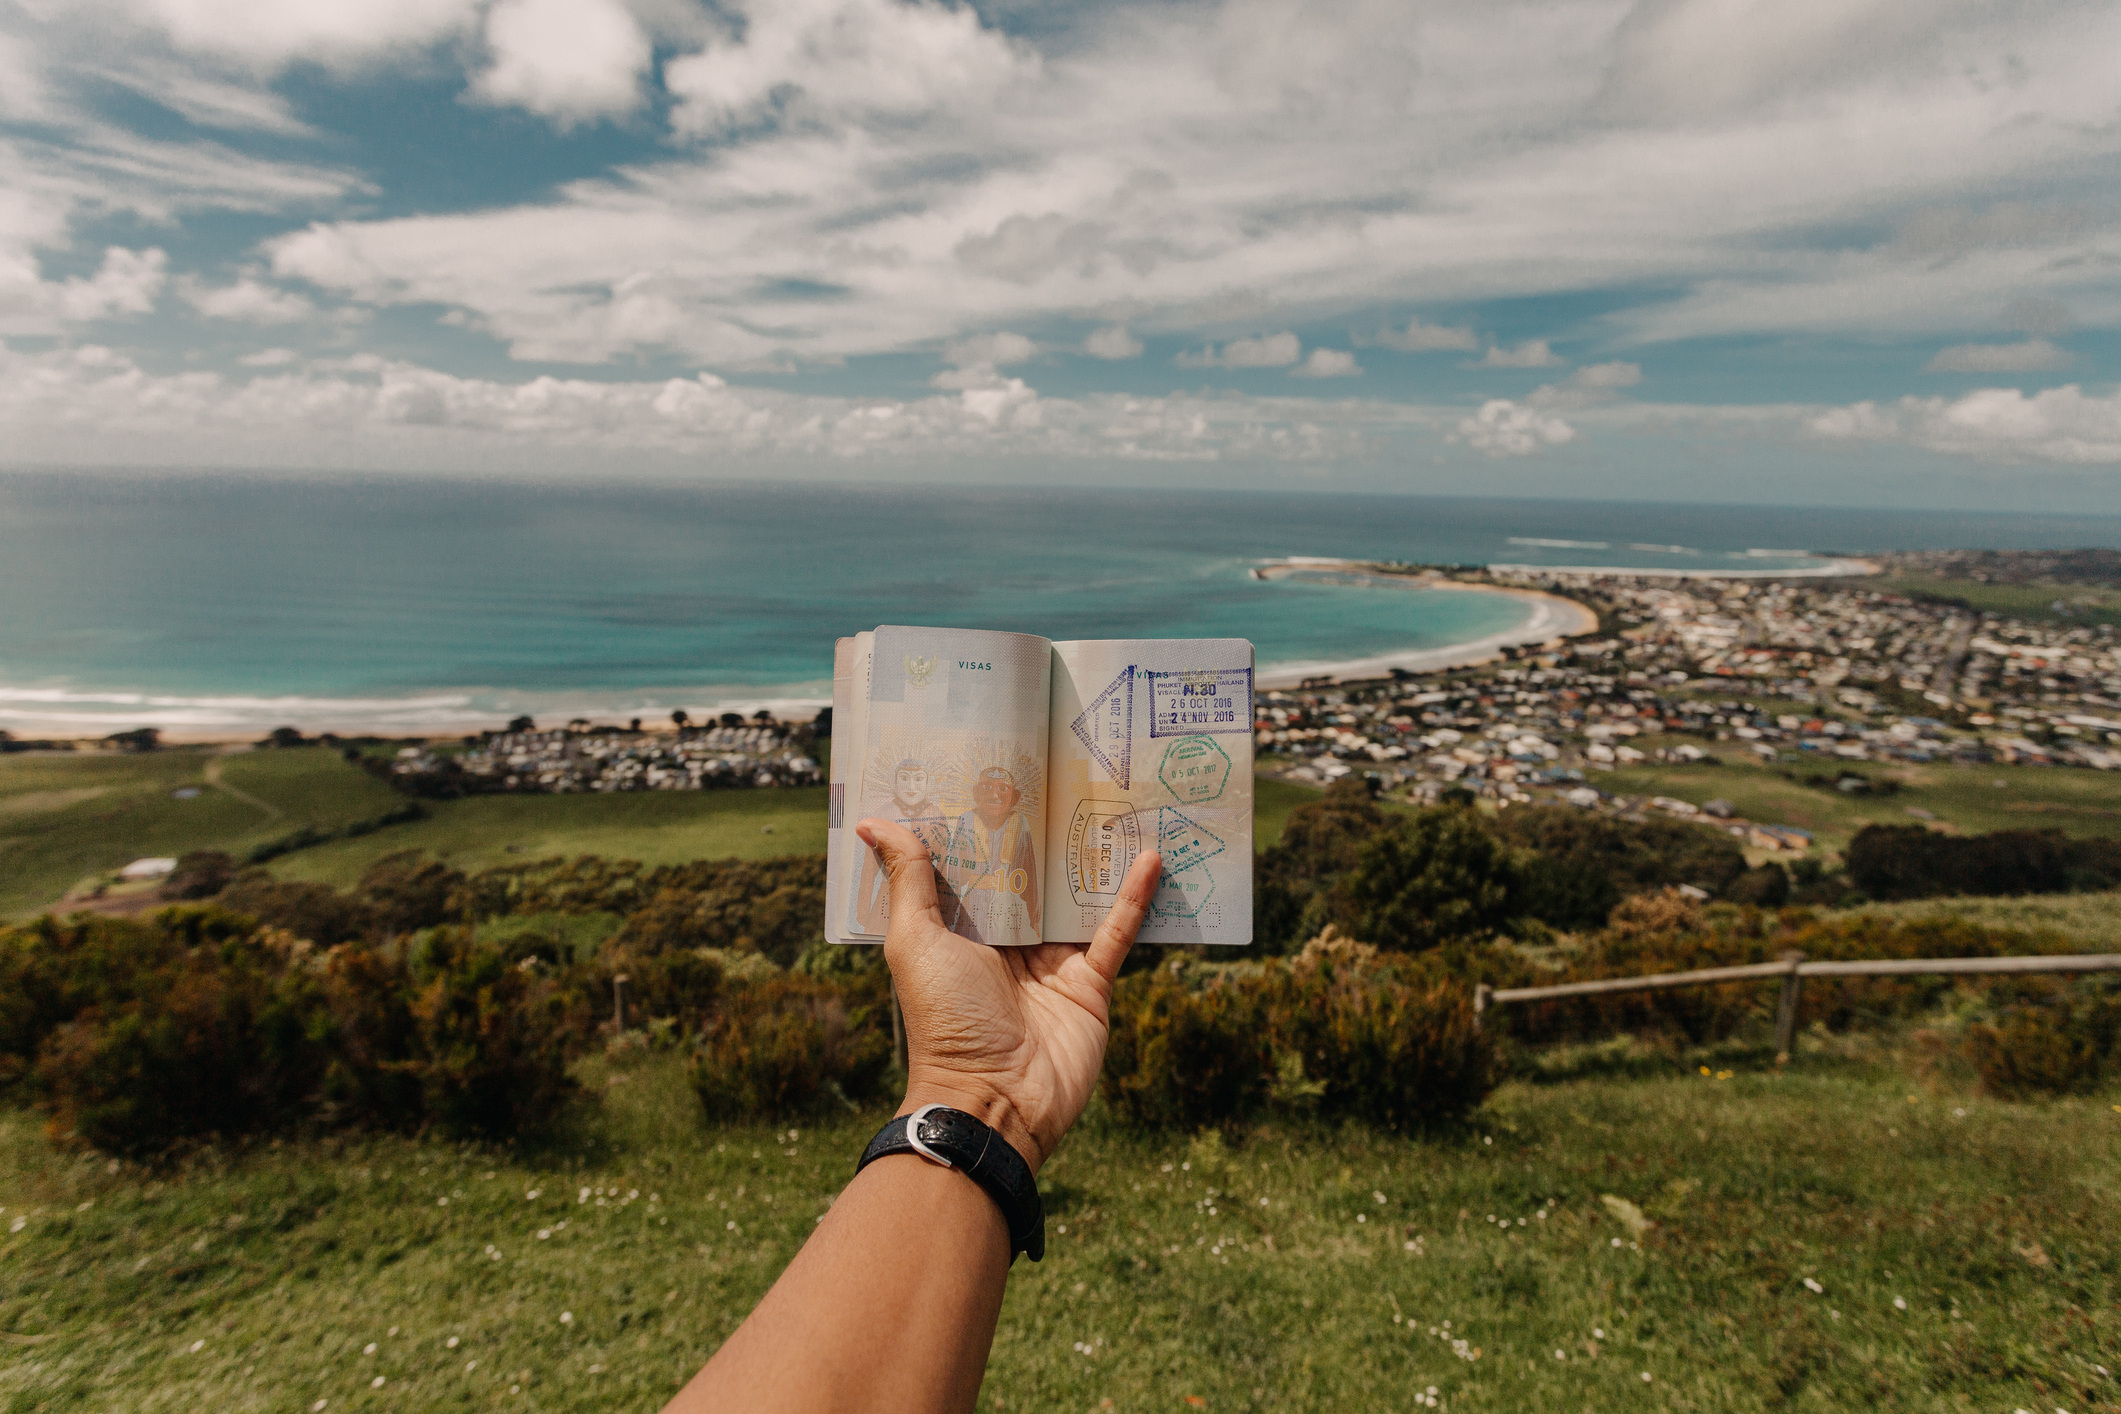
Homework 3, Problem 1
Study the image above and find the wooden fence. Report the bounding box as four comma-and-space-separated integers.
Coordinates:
1472, 951, 2121, 1058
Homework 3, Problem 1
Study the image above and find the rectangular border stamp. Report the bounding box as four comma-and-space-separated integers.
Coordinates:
1145, 667, 1253, 738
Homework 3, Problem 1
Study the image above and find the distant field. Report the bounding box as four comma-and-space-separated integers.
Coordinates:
1873, 572, 2121, 627
1839, 889, 2121, 949
0, 1033, 2111, 1413
0, 747, 402, 918
4, 749, 1316, 914
1600, 751, 2121, 859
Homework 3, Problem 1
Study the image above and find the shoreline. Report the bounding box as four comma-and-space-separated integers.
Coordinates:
1250, 561, 1601, 688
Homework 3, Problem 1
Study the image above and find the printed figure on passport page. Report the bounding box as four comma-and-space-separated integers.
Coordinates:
826, 625, 1252, 948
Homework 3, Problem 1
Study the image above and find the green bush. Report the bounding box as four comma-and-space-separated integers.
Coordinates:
0, 909, 574, 1154
1327, 805, 1519, 952
687, 975, 891, 1120
1846, 824, 2121, 901
1963, 983, 2120, 1097
1103, 965, 1275, 1129
1102, 937, 1493, 1132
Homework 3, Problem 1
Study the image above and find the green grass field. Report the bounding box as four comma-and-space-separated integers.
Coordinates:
1874, 572, 2121, 628
1600, 751, 2121, 860
1, 1033, 2113, 1413
4, 751, 1325, 918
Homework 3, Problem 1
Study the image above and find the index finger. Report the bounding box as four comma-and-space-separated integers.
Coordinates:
1083, 849, 1161, 983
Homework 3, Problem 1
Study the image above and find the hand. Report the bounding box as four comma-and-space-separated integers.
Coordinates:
854, 817, 1161, 1174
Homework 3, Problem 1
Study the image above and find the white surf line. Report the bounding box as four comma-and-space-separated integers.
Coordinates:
1487, 557, 1880, 580
1252, 561, 1600, 688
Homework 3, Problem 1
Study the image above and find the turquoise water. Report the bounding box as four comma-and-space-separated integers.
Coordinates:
5, 472, 2119, 735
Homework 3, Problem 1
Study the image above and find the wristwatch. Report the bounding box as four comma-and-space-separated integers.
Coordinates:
858, 1104, 1045, 1262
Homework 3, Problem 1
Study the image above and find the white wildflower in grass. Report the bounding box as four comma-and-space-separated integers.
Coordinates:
1357, 1215, 1366, 1224
312, 1401, 328, 1411
438, 1197, 448, 1207
1893, 1297, 1907, 1310
1611, 1238, 1623, 1248
538, 1230, 551, 1240
9, 1217, 23, 1233
579, 1189, 590, 1204
560, 1312, 572, 1325
388, 1327, 398, 1337
1554, 1349, 1566, 1360
447, 1337, 460, 1349
525, 1189, 540, 1200
1372, 1192, 1386, 1204
1259, 1197, 1269, 1207
1641, 1372, 1653, 1382
187, 1339, 204, 1353
364, 1343, 378, 1356
726, 1221, 736, 1231
1802, 1278, 1824, 1294
370, 1377, 385, 1389
1593, 1329, 1604, 1339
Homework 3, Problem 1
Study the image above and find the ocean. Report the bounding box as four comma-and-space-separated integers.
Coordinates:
7, 471, 2121, 738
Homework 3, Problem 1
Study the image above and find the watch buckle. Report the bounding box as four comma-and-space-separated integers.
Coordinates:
905, 1103, 954, 1168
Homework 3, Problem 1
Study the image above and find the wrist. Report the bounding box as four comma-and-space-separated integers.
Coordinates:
898, 1078, 1044, 1176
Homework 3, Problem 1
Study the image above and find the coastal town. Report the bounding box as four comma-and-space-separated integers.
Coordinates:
389, 715, 822, 794
1259, 563, 2121, 850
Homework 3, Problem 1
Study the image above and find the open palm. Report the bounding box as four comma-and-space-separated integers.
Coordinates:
856, 817, 1161, 1173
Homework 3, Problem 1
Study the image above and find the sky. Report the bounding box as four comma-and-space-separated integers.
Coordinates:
2, 0, 2119, 508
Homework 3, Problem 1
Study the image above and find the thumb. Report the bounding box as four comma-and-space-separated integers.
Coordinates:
855, 817, 943, 928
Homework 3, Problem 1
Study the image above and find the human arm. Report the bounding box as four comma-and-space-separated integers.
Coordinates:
662, 816, 1161, 1414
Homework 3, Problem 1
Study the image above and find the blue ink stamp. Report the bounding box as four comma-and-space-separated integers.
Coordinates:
1146, 667, 1252, 738
1156, 806, 1225, 877
1157, 735, 1231, 804
1151, 861, 1216, 920
1070, 665, 1134, 787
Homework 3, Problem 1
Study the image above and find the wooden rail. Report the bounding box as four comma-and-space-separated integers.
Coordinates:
1472, 951, 2121, 1059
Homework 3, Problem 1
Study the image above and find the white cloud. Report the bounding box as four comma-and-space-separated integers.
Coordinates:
0, 247, 168, 327
943, 331, 1037, 367
1373, 316, 1478, 352
1925, 339, 2072, 374
1474, 339, 1563, 369
1809, 384, 2121, 464
1570, 361, 1642, 390
125, 0, 482, 70
1177, 332, 1301, 369
473, 0, 651, 124
182, 275, 313, 323
1083, 325, 1143, 360
0, 342, 1427, 466
663, 0, 1033, 135
1291, 347, 1360, 378
238, 346, 300, 366
1455, 398, 1575, 457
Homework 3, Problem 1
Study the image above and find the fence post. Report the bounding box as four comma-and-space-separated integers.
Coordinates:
1772, 951, 1805, 1062
613, 974, 629, 1032
1473, 983, 1491, 1032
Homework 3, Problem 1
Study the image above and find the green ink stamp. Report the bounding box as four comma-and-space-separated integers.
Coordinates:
1157, 735, 1231, 805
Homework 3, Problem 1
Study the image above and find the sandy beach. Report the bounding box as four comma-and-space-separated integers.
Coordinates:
1251, 561, 1600, 688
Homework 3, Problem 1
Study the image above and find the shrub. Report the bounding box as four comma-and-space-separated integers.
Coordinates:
687, 975, 891, 1120
1253, 779, 1389, 952
1101, 937, 1493, 1132
1492, 806, 1749, 904
408, 931, 574, 1139
357, 851, 466, 933
1266, 935, 1492, 1129
1102, 965, 1275, 1129
1845, 825, 2121, 901
218, 874, 376, 947
1328, 805, 1520, 952
159, 850, 236, 901
1963, 983, 2120, 1097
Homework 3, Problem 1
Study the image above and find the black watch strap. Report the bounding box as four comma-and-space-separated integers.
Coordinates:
858, 1106, 1044, 1263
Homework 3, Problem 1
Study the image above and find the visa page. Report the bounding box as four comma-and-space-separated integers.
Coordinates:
1044, 638, 1255, 945
839, 625, 1053, 947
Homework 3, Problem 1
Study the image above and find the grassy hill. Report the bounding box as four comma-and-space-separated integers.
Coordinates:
0, 1035, 2110, 1413
1, 750, 1330, 919
1599, 751, 2121, 860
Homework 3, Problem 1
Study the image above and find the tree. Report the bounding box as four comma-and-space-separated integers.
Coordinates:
719, 712, 745, 729
104, 727, 160, 753
507, 716, 535, 734
1328, 805, 1519, 952
1252, 778, 1388, 951
357, 850, 467, 933
671, 709, 690, 730
752, 709, 776, 725
263, 726, 305, 749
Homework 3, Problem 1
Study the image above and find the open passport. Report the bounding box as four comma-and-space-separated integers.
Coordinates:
825, 626, 1254, 947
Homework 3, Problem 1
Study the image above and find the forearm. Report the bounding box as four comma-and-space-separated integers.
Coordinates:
666, 1151, 1011, 1414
